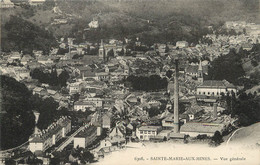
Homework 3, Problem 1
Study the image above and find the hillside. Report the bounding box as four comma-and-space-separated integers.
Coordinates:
1, 0, 259, 45
0, 75, 35, 150
228, 122, 260, 146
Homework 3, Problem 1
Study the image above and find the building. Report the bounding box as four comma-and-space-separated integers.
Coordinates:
83, 97, 103, 107
102, 113, 112, 129
0, 0, 14, 9
73, 126, 97, 148
183, 104, 204, 121
196, 80, 237, 99
88, 19, 99, 28
8, 52, 22, 62
98, 40, 118, 62
176, 41, 189, 48
99, 40, 106, 62
180, 122, 225, 137
29, 116, 71, 152
69, 82, 84, 94
28, 0, 45, 5
99, 124, 126, 150
73, 101, 96, 112
136, 126, 162, 141
185, 64, 208, 78
96, 72, 110, 81
21, 55, 34, 65
162, 113, 189, 129
37, 56, 54, 65
33, 87, 48, 96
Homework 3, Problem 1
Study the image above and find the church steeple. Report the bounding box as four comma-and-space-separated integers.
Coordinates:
99, 39, 106, 62
198, 60, 203, 83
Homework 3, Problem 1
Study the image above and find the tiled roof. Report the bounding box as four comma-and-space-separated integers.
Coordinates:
198, 80, 227, 88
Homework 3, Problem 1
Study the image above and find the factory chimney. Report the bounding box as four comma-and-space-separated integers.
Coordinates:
174, 59, 179, 133
213, 103, 218, 118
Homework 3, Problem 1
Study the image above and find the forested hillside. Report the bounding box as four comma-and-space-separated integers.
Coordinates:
2, 16, 58, 54
1, 0, 259, 51
0, 76, 67, 149
1, 76, 35, 149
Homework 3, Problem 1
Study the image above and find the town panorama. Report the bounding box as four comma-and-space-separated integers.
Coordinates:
0, 0, 260, 164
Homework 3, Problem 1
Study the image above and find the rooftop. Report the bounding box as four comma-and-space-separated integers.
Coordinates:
180, 122, 225, 134
75, 126, 97, 138
138, 126, 162, 131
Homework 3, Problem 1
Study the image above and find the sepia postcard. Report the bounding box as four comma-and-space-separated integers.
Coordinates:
0, 0, 260, 165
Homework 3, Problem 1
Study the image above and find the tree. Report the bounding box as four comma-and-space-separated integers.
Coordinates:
165, 44, 170, 53
118, 48, 124, 56
209, 131, 223, 147
58, 70, 70, 87
36, 97, 59, 130
147, 107, 161, 118
50, 68, 58, 86
107, 49, 114, 60
82, 150, 94, 163
72, 93, 80, 102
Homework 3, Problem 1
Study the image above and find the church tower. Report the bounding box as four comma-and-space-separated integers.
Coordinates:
198, 60, 204, 83
99, 39, 106, 62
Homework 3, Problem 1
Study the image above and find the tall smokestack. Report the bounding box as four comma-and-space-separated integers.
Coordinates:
174, 59, 179, 133
213, 103, 217, 118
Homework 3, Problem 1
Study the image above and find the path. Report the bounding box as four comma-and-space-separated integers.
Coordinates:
226, 127, 244, 146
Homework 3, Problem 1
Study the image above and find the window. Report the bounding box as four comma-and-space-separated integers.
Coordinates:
140, 135, 143, 139
199, 92, 201, 95
148, 131, 151, 134
140, 131, 143, 134
144, 131, 147, 134
212, 92, 214, 95
203, 92, 205, 94
208, 92, 210, 95
217, 92, 219, 95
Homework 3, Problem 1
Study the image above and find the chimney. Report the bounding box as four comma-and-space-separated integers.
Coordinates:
213, 103, 218, 118
174, 59, 179, 133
